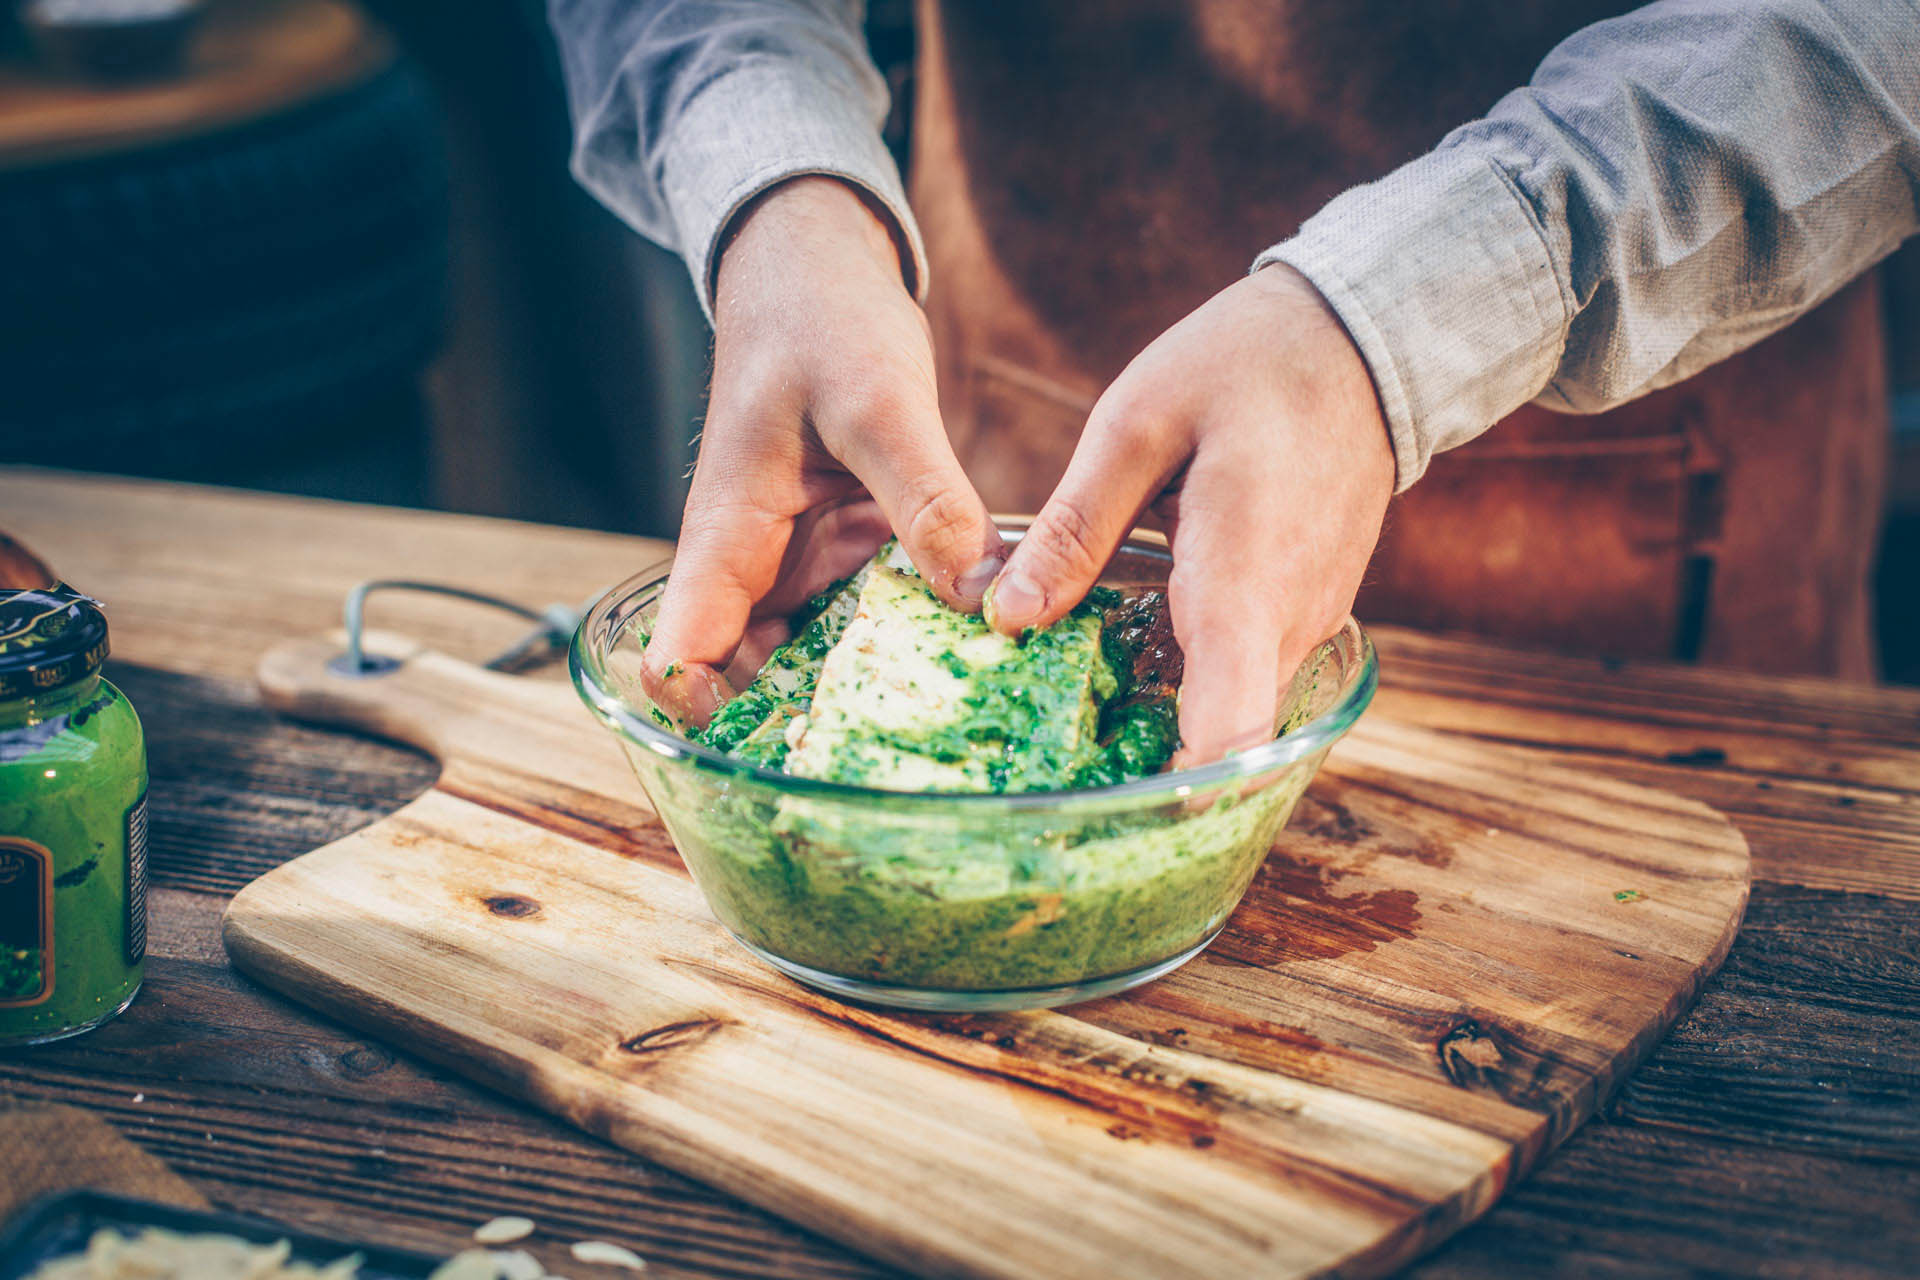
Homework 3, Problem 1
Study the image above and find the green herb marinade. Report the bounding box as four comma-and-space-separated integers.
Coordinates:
641, 748, 1316, 990
613, 546, 1340, 994
697, 550, 1180, 792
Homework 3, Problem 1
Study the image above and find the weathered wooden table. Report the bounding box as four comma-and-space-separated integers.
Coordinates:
1, 467, 1915, 1277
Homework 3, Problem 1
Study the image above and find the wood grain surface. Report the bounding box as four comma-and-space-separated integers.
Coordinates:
1, 470, 1916, 1278
0, 469, 667, 682
216, 628, 1748, 1279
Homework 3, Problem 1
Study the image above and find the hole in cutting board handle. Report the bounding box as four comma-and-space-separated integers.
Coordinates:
336, 579, 582, 677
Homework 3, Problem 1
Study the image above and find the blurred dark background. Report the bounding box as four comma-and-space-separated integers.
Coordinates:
1, 0, 1915, 681
0, 0, 707, 534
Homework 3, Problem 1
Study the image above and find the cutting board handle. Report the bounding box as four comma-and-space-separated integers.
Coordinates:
257, 632, 646, 812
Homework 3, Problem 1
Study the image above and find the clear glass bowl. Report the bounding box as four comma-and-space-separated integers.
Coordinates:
571, 521, 1376, 1012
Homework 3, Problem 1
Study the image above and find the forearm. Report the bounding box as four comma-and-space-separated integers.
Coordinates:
1260, 0, 1920, 489
546, 0, 925, 319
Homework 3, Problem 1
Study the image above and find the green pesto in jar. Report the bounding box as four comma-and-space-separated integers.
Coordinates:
0, 585, 147, 1045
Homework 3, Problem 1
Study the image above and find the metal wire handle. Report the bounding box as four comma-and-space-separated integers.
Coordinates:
335, 579, 584, 676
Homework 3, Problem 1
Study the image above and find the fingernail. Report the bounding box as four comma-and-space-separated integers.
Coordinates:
649, 659, 729, 729
954, 554, 1005, 609
984, 568, 1044, 631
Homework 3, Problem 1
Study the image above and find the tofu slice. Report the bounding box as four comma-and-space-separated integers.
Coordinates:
787, 560, 1113, 792
697, 565, 869, 753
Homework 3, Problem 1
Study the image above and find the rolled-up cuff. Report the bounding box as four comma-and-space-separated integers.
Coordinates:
659, 63, 926, 324
1254, 145, 1568, 491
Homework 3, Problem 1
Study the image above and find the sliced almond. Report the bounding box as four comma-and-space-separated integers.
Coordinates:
472, 1217, 537, 1246
570, 1240, 647, 1270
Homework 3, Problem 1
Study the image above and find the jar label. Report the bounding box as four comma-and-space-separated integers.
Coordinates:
125, 792, 148, 967
0, 837, 53, 1008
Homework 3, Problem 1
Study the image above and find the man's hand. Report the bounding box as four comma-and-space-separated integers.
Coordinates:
644, 177, 1005, 727
984, 264, 1395, 765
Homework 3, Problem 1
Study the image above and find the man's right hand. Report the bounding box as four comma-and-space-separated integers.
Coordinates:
643, 176, 1005, 728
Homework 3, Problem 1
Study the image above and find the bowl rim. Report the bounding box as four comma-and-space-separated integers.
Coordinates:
569, 522, 1377, 810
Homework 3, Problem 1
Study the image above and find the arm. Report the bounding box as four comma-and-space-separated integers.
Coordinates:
547, 2, 1002, 725
1259, 0, 1920, 488
990, 0, 1920, 761
547, 0, 926, 317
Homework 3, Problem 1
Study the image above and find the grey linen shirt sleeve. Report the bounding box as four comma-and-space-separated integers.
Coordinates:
1259, 0, 1920, 491
547, 0, 925, 321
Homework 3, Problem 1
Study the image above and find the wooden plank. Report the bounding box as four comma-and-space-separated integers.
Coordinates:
0, 469, 669, 683
215, 634, 1749, 1279
135, 665, 440, 895
1372, 685, 1920, 901
1606, 882, 1920, 1161
1371, 628, 1920, 742
3, 663, 1909, 1277
8, 469, 1917, 1275
1420, 1118, 1920, 1279
0, 894, 881, 1280
11, 883, 1914, 1280
222, 793, 1513, 1279
1362, 617, 1920, 903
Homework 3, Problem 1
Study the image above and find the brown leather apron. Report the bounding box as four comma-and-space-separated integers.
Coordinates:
907, 0, 1887, 678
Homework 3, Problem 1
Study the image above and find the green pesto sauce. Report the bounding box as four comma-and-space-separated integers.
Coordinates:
646, 751, 1315, 990
623, 546, 1324, 992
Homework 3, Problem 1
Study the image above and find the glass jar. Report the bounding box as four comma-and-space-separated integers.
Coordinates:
0, 584, 147, 1045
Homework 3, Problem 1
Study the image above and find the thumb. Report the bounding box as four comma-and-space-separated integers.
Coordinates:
836, 392, 1005, 611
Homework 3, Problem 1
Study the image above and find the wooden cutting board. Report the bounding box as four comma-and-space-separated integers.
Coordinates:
224, 632, 1749, 1280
